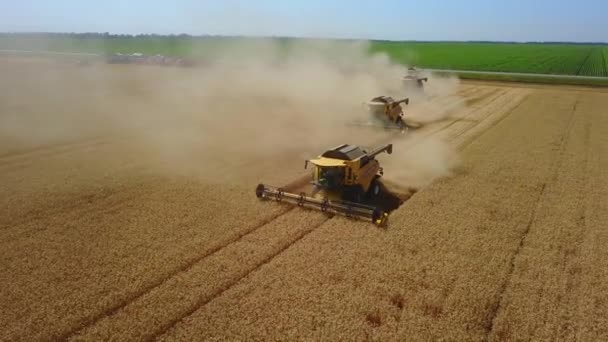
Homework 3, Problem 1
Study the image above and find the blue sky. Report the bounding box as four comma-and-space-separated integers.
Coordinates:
1, 0, 606, 42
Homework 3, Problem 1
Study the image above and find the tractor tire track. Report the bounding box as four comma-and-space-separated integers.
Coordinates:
550, 107, 591, 340
457, 93, 530, 151
443, 90, 517, 142
483, 97, 579, 340
144, 216, 332, 342
449, 90, 529, 148
418, 88, 511, 140
59, 207, 296, 341
482, 182, 547, 340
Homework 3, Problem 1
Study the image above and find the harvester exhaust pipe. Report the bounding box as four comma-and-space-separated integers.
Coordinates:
255, 183, 389, 227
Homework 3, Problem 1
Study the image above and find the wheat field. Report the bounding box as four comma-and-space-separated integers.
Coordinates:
1, 56, 607, 341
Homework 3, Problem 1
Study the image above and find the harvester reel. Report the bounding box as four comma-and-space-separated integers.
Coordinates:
368, 179, 381, 199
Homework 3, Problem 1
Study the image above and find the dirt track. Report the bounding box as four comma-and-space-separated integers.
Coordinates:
1, 59, 608, 341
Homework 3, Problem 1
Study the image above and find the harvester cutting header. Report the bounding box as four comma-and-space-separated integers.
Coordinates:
256, 143, 394, 226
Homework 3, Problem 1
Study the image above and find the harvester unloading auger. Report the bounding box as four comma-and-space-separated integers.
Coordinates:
256, 143, 393, 226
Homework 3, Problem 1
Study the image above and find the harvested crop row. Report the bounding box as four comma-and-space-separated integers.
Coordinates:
410, 86, 509, 139
446, 89, 530, 148
154, 89, 596, 340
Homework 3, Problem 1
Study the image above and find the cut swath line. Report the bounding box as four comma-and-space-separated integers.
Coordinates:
58, 207, 295, 341
483, 97, 579, 341
455, 93, 530, 150
416, 89, 510, 144
482, 182, 547, 340
146, 216, 332, 341
554, 107, 591, 333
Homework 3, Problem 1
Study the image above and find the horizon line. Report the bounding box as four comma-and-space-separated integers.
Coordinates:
1, 32, 607, 45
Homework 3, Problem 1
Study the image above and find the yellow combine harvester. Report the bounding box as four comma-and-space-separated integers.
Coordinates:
402, 67, 428, 93
256, 143, 393, 226
366, 96, 410, 132
348, 96, 413, 133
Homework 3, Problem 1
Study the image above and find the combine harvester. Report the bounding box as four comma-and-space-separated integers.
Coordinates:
349, 96, 421, 133
402, 67, 428, 94
348, 67, 432, 133
256, 143, 394, 227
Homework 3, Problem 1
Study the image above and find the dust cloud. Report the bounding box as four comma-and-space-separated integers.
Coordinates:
382, 136, 460, 191
404, 71, 462, 126
0, 38, 462, 189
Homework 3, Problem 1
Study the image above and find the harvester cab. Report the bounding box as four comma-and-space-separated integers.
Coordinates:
256, 143, 393, 227
306, 143, 392, 202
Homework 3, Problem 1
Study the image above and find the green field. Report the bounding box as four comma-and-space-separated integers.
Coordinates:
1, 34, 607, 78
371, 42, 608, 77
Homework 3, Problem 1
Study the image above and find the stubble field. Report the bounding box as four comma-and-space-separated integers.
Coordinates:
1, 52, 608, 341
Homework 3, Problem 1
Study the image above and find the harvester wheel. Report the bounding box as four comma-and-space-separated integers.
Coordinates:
367, 178, 381, 200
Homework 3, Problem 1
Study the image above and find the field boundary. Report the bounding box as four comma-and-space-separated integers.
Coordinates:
3, 48, 608, 86
427, 68, 608, 81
